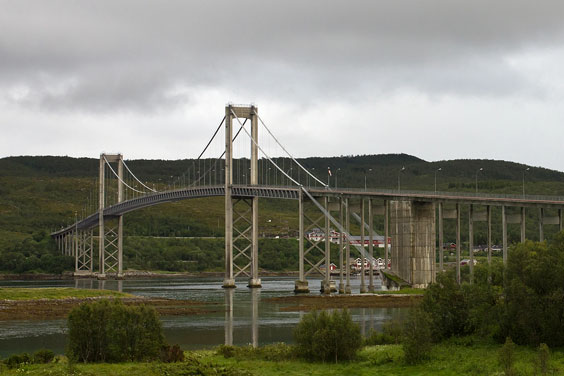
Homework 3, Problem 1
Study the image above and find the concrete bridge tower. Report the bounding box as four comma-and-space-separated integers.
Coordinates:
98, 153, 124, 279
223, 105, 261, 288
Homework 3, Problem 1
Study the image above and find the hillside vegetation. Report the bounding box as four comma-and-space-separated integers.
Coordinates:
2, 154, 564, 274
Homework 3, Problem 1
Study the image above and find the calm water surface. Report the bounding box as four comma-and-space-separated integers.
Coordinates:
0, 276, 407, 357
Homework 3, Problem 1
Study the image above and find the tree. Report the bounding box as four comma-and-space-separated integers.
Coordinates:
294, 309, 361, 363
67, 299, 165, 363
501, 236, 564, 346
402, 307, 433, 365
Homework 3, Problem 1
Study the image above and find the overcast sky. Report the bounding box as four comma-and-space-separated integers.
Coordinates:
1, 1, 564, 171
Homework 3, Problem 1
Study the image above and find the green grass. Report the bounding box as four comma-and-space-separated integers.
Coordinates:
3, 340, 564, 375
0, 287, 133, 300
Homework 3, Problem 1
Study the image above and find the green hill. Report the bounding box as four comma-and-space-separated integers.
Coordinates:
1, 154, 564, 274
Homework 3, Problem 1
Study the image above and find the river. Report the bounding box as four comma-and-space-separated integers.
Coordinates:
0, 276, 408, 358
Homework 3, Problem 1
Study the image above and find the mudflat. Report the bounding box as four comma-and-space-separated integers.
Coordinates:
265, 294, 421, 311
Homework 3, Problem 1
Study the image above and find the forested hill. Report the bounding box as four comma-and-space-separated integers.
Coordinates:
2, 154, 564, 275
2, 154, 564, 193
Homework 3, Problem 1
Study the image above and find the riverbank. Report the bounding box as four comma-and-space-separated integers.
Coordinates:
266, 294, 421, 311
1, 339, 562, 375
0, 270, 300, 280
0, 288, 217, 320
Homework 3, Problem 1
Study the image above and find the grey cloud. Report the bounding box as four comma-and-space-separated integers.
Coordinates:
1, 0, 563, 112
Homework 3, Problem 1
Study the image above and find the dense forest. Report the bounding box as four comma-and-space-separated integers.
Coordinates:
1, 154, 564, 274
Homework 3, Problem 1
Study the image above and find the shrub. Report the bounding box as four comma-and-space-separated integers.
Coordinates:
3, 353, 31, 369
402, 307, 433, 365
501, 238, 564, 346
67, 299, 165, 363
33, 349, 55, 364
160, 344, 185, 363
498, 337, 516, 376
537, 343, 550, 375
294, 309, 361, 363
364, 319, 403, 346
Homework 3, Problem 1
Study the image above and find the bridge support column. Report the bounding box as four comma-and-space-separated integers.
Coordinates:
487, 205, 492, 266
539, 208, 544, 242
359, 199, 367, 293
345, 198, 352, 294
502, 206, 508, 265
521, 207, 526, 243
248, 107, 261, 288
321, 197, 332, 294
469, 204, 474, 283
438, 202, 443, 273
384, 200, 389, 271
390, 201, 436, 288
295, 189, 309, 293
223, 105, 261, 289
338, 197, 345, 294
559, 209, 563, 232
456, 203, 461, 284
97, 153, 124, 279
368, 199, 374, 292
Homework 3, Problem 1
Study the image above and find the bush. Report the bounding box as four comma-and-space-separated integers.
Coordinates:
364, 319, 403, 346
33, 349, 55, 364
160, 344, 185, 363
537, 343, 550, 375
498, 337, 516, 376
402, 307, 433, 365
3, 352, 31, 369
501, 238, 564, 346
67, 299, 165, 363
294, 309, 361, 363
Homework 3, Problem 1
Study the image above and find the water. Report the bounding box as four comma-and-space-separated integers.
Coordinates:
0, 276, 407, 357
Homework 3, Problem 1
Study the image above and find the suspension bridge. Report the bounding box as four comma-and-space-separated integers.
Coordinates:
51, 104, 564, 293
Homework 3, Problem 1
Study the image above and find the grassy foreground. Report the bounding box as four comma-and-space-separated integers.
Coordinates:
0, 287, 133, 300
3, 340, 564, 375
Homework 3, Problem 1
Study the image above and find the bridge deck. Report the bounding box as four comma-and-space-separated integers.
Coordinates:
51, 185, 564, 237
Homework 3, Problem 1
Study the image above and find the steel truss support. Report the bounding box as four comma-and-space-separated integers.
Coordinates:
295, 194, 333, 293
224, 105, 261, 288
230, 198, 254, 280
75, 229, 94, 275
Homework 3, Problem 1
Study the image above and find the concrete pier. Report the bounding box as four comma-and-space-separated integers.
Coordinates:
390, 200, 436, 288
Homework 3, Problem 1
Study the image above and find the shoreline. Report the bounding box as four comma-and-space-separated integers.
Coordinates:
0, 270, 300, 280
0, 296, 218, 321
265, 294, 421, 311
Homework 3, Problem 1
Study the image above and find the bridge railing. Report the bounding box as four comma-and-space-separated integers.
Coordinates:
316, 187, 564, 203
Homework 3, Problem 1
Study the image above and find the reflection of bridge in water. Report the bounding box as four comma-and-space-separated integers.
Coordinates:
223, 288, 385, 346
53, 105, 564, 292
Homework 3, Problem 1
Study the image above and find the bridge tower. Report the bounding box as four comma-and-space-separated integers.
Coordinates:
98, 153, 124, 279
223, 105, 261, 288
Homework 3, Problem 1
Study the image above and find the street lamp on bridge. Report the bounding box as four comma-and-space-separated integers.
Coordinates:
475, 168, 483, 193
398, 166, 405, 192
434, 167, 442, 193
523, 167, 530, 196
334, 168, 341, 189
364, 168, 372, 191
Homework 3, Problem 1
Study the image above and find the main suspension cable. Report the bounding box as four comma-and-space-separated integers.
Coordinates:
123, 160, 157, 192
103, 156, 146, 194
231, 109, 301, 187
257, 114, 327, 187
